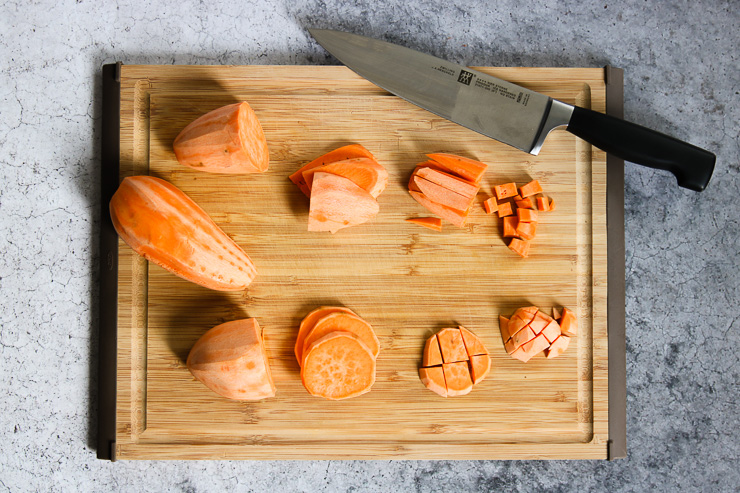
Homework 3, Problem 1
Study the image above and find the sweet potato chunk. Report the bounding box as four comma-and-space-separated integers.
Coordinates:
419, 366, 447, 397
437, 328, 469, 363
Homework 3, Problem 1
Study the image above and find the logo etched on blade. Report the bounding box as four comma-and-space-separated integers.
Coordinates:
457, 70, 474, 85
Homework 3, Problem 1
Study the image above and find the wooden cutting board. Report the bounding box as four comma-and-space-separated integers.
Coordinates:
107, 65, 613, 460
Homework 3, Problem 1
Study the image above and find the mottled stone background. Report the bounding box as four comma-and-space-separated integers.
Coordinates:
0, 0, 737, 491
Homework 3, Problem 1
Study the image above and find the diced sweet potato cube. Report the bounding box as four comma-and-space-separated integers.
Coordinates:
552, 307, 562, 320
503, 216, 518, 237
560, 307, 578, 337
504, 338, 518, 354
515, 197, 534, 209
423, 334, 443, 367
508, 238, 530, 257
494, 182, 518, 200
517, 208, 538, 223
541, 320, 562, 344
436, 328, 469, 363
515, 333, 550, 361
469, 354, 490, 384
507, 307, 538, 338
536, 196, 550, 211
549, 198, 556, 211
498, 201, 514, 218
443, 361, 473, 396
545, 335, 570, 358
483, 196, 498, 214
519, 180, 543, 198
515, 221, 537, 240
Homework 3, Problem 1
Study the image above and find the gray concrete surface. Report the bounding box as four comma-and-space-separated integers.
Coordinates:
1, 0, 737, 491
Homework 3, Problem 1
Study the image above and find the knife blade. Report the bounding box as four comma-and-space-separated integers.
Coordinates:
309, 29, 715, 192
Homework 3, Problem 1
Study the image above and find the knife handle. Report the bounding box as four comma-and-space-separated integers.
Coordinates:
566, 106, 715, 192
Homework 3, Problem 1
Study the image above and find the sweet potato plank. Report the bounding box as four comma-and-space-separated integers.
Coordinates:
416, 167, 478, 197
414, 176, 474, 211
409, 190, 467, 228
173, 102, 269, 174
301, 332, 376, 400
308, 172, 379, 233
109, 175, 257, 291
303, 157, 388, 198
419, 366, 448, 397
187, 318, 275, 400
426, 153, 488, 183
406, 216, 443, 232
289, 144, 376, 197
302, 311, 379, 363
294, 306, 357, 366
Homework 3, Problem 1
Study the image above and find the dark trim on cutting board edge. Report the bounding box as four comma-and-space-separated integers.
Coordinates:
97, 62, 121, 461
94, 63, 628, 461
605, 65, 627, 460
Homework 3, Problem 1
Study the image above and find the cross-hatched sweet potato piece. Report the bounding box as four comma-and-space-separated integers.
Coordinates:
541, 319, 562, 344
459, 326, 488, 356
528, 311, 554, 334
545, 335, 571, 358
560, 307, 578, 336
499, 315, 511, 342
436, 327, 469, 363
511, 325, 536, 349
443, 361, 473, 396
419, 366, 447, 397
469, 354, 490, 384
423, 334, 443, 367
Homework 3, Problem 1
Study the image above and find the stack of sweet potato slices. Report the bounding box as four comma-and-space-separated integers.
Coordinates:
419, 326, 490, 397
408, 154, 488, 228
289, 144, 388, 233
295, 306, 379, 400
499, 306, 577, 362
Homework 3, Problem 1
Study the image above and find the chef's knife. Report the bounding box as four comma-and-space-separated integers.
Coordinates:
309, 29, 715, 192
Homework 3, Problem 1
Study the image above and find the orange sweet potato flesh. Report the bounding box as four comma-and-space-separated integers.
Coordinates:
308, 172, 379, 233
423, 334, 444, 366
494, 183, 518, 200
503, 216, 518, 237
515, 221, 537, 241
552, 307, 562, 320
406, 217, 443, 232
301, 332, 376, 400
545, 335, 571, 358
173, 102, 269, 174
443, 362, 473, 396
506, 307, 538, 338
427, 153, 488, 183
541, 320, 562, 344
528, 311, 554, 334
303, 157, 388, 198
110, 176, 257, 291
515, 197, 535, 209
508, 238, 531, 257
302, 312, 379, 363
409, 191, 467, 228
499, 316, 511, 342
549, 198, 556, 211
419, 366, 447, 397
289, 144, 376, 197
469, 354, 490, 384
511, 333, 550, 363
536, 196, 550, 212
560, 307, 578, 336
519, 180, 543, 198
459, 326, 488, 356
187, 318, 275, 400
511, 325, 536, 349
483, 196, 498, 214
416, 166, 479, 197
517, 208, 538, 223
498, 201, 514, 218
294, 306, 357, 365
437, 328, 469, 363
414, 176, 474, 211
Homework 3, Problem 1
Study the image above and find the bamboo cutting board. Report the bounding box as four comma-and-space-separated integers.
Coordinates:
109, 65, 611, 460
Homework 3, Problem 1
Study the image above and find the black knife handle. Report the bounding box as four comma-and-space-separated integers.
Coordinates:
566, 106, 715, 192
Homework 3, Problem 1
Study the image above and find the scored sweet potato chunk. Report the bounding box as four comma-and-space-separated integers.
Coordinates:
545, 335, 571, 358
459, 326, 488, 356
501, 305, 576, 362
423, 334, 443, 367
443, 362, 473, 396
469, 354, 491, 384
436, 328, 469, 363
560, 307, 578, 336
419, 366, 447, 397
419, 327, 489, 397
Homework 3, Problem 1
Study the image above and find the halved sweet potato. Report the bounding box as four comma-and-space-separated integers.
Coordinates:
110, 175, 257, 291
